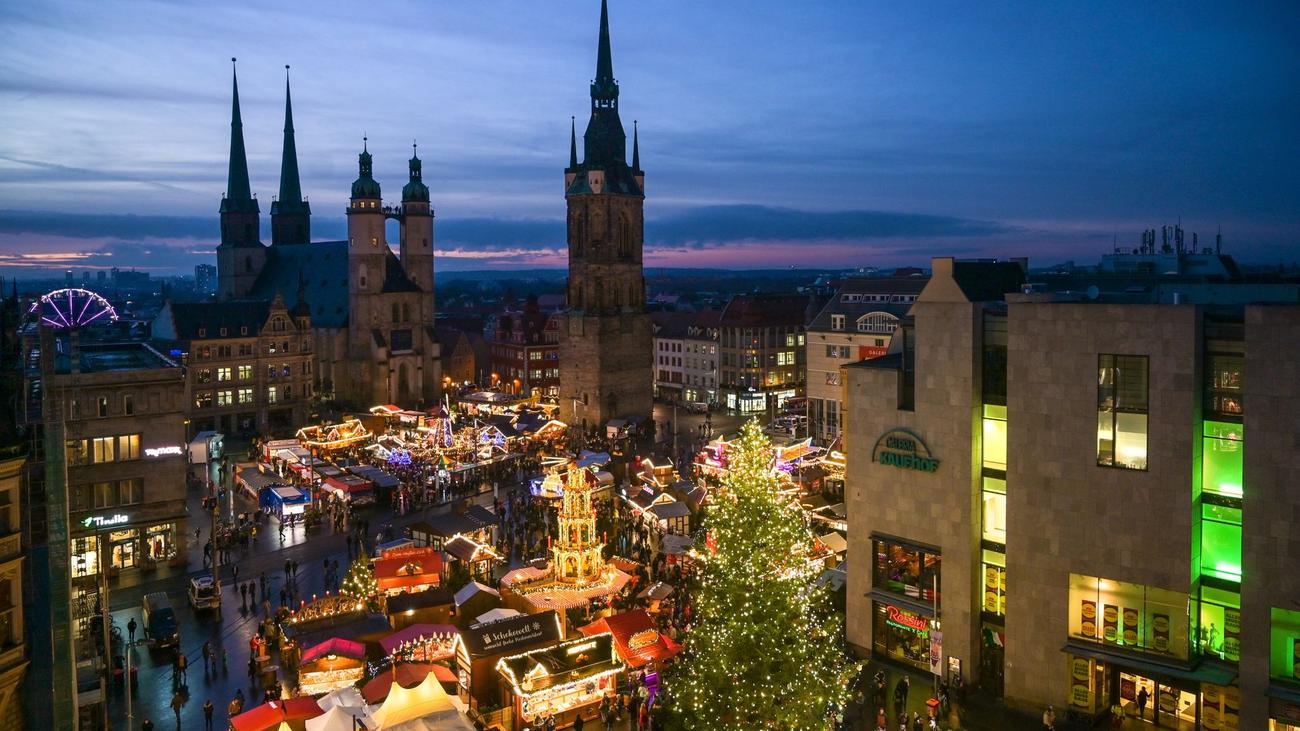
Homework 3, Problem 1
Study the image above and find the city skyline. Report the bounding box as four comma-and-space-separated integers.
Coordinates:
2, 1, 1298, 276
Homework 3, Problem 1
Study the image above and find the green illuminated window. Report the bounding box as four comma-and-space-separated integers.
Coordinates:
1270, 608, 1300, 681
1202, 421, 1244, 498
1197, 586, 1240, 661
1200, 521, 1242, 583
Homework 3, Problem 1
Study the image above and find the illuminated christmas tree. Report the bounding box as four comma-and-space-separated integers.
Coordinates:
340, 555, 379, 611
665, 419, 859, 730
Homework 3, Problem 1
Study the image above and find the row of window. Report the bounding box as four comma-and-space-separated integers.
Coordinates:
721, 351, 799, 368
829, 312, 900, 333
71, 478, 144, 511
720, 330, 805, 349
193, 340, 308, 359
194, 384, 307, 409
66, 434, 141, 466
78, 394, 136, 419
839, 293, 917, 304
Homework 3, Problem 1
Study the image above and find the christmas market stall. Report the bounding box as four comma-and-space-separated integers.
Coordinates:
579, 609, 681, 705
320, 473, 375, 506
373, 547, 443, 598
380, 623, 459, 664
442, 534, 503, 584
259, 485, 312, 521
453, 610, 563, 711
361, 662, 458, 705
229, 697, 325, 731
496, 633, 625, 728
297, 638, 366, 696
297, 419, 372, 452
385, 587, 456, 629
364, 669, 472, 730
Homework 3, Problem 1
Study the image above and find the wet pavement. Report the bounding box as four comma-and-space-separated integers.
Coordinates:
107, 465, 507, 731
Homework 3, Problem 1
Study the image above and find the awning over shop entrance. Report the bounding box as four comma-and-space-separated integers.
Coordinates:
1061, 639, 1238, 687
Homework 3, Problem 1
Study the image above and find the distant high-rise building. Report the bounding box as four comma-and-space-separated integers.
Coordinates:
96, 270, 106, 284
194, 263, 217, 294
558, 0, 652, 430
64, 270, 72, 287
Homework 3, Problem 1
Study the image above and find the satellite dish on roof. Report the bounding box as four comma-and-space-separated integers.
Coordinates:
1085, 285, 1100, 301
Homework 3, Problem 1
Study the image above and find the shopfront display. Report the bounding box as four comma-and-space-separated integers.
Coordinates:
1068, 574, 1190, 659
872, 601, 934, 673
872, 536, 940, 601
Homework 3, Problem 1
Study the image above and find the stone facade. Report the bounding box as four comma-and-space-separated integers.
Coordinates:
845, 255, 1300, 727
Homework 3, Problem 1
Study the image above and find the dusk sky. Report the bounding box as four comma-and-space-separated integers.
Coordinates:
1, 1, 1297, 276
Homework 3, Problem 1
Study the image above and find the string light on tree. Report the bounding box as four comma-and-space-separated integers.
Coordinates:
664, 419, 860, 730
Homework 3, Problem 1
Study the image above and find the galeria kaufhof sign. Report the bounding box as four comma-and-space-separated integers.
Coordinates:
872, 429, 940, 472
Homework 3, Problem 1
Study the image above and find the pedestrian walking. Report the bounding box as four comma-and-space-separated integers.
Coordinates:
177, 652, 188, 687
232, 563, 239, 584
280, 586, 287, 608
1136, 687, 1149, 720
203, 699, 214, 731
201, 641, 212, 673
1042, 704, 1057, 731
284, 558, 291, 578
240, 582, 248, 609
573, 713, 584, 731
170, 691, 184, 728
142, 719, 154, 731
128, 617, 137, 645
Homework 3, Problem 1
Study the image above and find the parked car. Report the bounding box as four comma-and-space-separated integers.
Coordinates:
142, 591, 179, 648
188, 574, 221, 611
685, 401, 710, 414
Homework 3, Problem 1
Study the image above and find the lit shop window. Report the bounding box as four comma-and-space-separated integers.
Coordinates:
982, 490, 1006, 544
1197, 585, 1241, 662
72, 536, 99, 578
1202, 421, 1243, 498
982, 550, 1007, 617
872, 538, 940, 601
1269, 608, 1300, 682
1068, 574, 1189, 659
982, 404, 1007, 470
1097, 354, 1148, 470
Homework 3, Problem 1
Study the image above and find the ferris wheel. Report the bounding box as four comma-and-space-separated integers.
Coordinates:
27, 288, 119, 329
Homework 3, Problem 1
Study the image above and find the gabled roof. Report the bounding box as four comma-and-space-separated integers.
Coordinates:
160, 300, 272, 340
246, 240, 349, 328
719, 293, 810, 328
579, 609, 682, 669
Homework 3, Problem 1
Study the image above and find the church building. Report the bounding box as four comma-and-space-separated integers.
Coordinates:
211, 63, 441, 408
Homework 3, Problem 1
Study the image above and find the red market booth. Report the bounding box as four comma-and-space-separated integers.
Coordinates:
297, 638, 367, 696
496, 633, 625, 728
580, 610, 681, 706
380, 623, 459, 664
321, 474, 375, 506
230, 697, 324, 731
373, 547, 443, 597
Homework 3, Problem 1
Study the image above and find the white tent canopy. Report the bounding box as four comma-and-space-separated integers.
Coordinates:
365, 672, 466, 730
306, 706, 362, 731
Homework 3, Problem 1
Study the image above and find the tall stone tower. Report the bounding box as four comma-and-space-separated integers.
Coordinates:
216, 59, 265, 299
345, 140, 387, 401
558, 0, 652, 431
399, 146, 435, 319
270, 66, 311, 245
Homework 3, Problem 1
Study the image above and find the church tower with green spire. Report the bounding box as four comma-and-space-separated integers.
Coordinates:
559, 0, 652, 429
271, 65, 311, 245
217, 58, 267, 299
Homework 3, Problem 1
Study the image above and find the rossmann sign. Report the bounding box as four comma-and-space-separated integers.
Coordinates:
872, 429, 940, 473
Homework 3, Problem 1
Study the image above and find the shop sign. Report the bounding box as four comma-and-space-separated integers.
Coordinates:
83, 513, 130, 529
872, 429, 940, 472
479, 619, 548, 655
628, 630, 659, 651
145, 445, 184, 458
885, 604, 929, 634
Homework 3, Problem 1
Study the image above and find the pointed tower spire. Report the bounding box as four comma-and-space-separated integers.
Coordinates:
596, 0, 614, 84
278, 65, 302, 205
632, 120, 640, 171
271, 64, 311, 245
226, 58, 252, 203
569, 116, 578, 169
